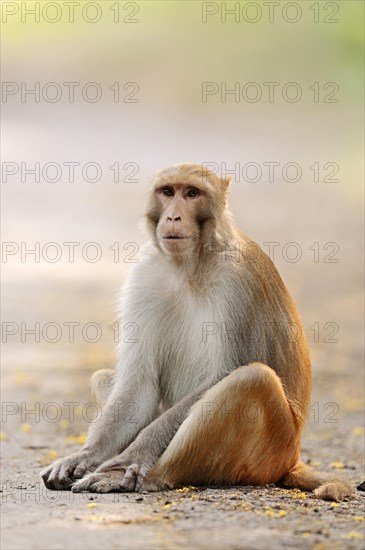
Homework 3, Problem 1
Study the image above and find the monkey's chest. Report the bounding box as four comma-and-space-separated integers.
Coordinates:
150, 294, 228, 405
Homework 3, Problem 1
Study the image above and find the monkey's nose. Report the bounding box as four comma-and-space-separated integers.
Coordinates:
167, 216, 181, 222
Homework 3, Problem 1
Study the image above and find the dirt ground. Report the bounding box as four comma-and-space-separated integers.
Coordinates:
1, 375, 364, 550
1, 386, 364, 550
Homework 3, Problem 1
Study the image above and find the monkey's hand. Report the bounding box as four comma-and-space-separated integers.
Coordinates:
72, 443, 157, 493
41, 449, 102, 490
72, 385, 214, 493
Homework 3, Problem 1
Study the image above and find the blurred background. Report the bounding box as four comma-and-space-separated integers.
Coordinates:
1, 0, 364, 489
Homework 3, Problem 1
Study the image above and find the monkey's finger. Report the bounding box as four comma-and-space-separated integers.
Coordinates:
71, 482, 86, 493
134, 463, 149, 491
51, 474, 73, 490
45, 466, 70, 490
135, 473, 145, 492
40, 461, 64, 481
48, 459, 76, 489
73, 468, 87, 479
124, 464, 139, 478
73, 463, 89, 479
120, 464, 140, 491
42, 473, 60, 490
58, 460, 79, 482
40, 465, 53, 480
72, 474, 100, 493
41, 468, 54, 487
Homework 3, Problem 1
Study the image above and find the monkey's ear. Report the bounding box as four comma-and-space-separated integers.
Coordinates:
222, 176, 231, 188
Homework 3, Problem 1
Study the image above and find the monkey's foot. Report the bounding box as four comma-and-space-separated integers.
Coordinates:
72, 470, 127, 493
71, 466, 166, 493
72, 463, 147, 493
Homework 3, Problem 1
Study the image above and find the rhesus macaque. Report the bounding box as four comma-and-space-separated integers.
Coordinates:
42, 163, 352, 500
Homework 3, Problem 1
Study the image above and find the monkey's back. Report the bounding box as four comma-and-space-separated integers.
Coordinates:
228, 230, 312, 424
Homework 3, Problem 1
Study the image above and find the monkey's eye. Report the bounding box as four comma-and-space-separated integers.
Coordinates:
161, 187, 174, 197
186, 187, 200, 198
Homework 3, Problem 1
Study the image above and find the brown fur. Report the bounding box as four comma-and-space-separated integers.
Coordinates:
149, 363, 301, 488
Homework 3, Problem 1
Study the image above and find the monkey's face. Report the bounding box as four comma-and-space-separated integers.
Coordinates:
153, 183, 204, 256
146, 164, 230, 258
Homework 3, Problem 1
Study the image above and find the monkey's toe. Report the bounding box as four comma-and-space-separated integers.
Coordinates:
121, 464, 140, 491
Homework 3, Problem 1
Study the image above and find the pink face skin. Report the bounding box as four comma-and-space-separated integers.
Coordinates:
155, 183, 205, 255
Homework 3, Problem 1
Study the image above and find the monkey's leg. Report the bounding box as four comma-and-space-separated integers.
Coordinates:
90, 368, 115, 408
147, 362, 300, 489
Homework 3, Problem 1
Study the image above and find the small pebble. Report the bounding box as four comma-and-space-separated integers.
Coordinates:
357, 481, 365, 491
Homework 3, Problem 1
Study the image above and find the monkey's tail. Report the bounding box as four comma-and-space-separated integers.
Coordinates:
279, 461, 353, 501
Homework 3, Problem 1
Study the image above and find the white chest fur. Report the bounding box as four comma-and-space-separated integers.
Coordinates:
117, 246, 229, 405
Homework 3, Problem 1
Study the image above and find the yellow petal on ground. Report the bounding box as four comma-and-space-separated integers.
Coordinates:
21, 423, 31, 433
309, 460, 321, 467
59, 419, 69, 429
66, 434, 76, 444
351, 426, 364, 437
287, 489, 307, 499
354, 516, 364, 521
161, 501, 177, 510
330, 502, 340, 507
344, 531, 363, 540
264, 507, 287, 518
175, 486, 196, 493
0, 432, 8, 441
77, 433, 87, 445
329, 461, 345, 469
86, 503, 97, 508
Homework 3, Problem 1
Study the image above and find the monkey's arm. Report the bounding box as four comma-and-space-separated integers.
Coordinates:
72, 380, 216, 492
41, 367, 160, 490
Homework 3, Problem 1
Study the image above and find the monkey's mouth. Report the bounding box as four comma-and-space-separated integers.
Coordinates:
163, 235, 190, 240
